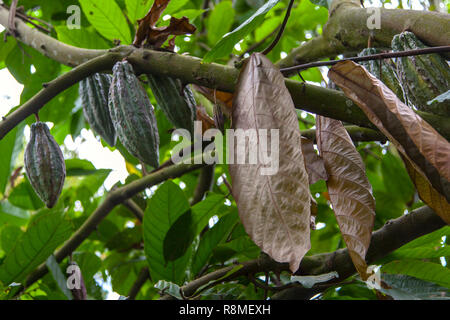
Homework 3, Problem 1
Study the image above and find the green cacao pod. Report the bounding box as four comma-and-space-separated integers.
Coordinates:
391, 31, 450, 116
24, 122, 66, 208
147, 74, 196, 135
79, 73, 117, 146
358, 48, 406, 102
109, 61, 160, 168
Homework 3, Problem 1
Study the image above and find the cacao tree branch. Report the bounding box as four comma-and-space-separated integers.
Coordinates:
127, 267, 150, 300
0, 5, 449, 140
276, 0, 450, 71
0, 4, 105, 66
176, 205, 445, 298
280, 45, 450, 74
0, 46, 133, 139
23, 160, 206, 289
191, 165, 216, 205
301, 125, 386, 143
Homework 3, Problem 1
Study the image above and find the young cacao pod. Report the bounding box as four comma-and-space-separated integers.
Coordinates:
24, 122, 66, 208
79, 73, 116, 146
109, 61, 160, 168
391, 31, 450, 116
147, 74, 196, 135
358, 48, 406, 102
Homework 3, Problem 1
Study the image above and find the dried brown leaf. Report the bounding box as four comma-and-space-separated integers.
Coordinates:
196, 105, 215, 134
193, 85, 233, 117
133, 0, 170, 46
133, 0, 196, 48
317, 115, 375, 280
329, 61, 450, 204
403, 156, 450, 224
229, 53, 311, 273
300, 137, 328, 185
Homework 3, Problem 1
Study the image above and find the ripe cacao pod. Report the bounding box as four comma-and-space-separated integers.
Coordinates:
358, 48, 406, 102
109, 61, 160, 168
147, 74, 196, 135
79, 73, 117, 146
24, 122, 66, 208
391, 31, 450, 116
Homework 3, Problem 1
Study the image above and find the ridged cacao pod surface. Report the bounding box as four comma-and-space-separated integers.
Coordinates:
79, 73, 117, 146
24, 122, 66, 208
147, 74, 196, 135
391, 31, 450, 116
358, 48, 406, 102
109, 61, 160, 168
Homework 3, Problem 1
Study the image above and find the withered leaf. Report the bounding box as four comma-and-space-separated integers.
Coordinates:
229, 53, 311, 273
133, 0, 196, 48
196, 105, 215, 134
403, 156, 450, 224
300, 137, 328, 185
133, 0, 170, 46
147, 16, 196, 48
329, 61, 450, 204
317, 115, 376, 280
193, 85, 233, 118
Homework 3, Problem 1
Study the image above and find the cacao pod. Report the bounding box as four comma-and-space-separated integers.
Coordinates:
147, 74, 196, 135
79, 73, 117, 146
24, 122, 66, 208
358, 48, 406, 102
109, 61, 160, 168
391, 31, 450, 116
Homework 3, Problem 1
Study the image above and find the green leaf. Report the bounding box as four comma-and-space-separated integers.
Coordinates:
191, 193, 227, 234
106, 225, 143, 251
309, 0, 330, 9
8, 176, 45, 211
72, 251, 102, 284
0, 34, 16, 69
79, 0, 132, 43
191, 210, 238, 275
154, 280, 182, 299
55, 26, 111, 49
0, 225, 24, 254
0, 123, 24, 195
0, 200, 30, 227
164, 0, 190, 15
65, 159, 97, 176
382, 260, 450, 289
125, 0, 152, 24
46, 255, 73, 300
163, 209, 194, 262
143, 180, 191, 284
203, 0, 279, 62
381, 152, 414, 204
0, 209, 72, 285
206, 1, 235, 45
380, 274, 450, 300
5, 46, 32, 84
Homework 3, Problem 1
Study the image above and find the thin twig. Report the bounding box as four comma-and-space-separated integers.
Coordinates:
280, 45, 450, 74
7, 0, 18, 36
238, 26, 280, 59
127, 267, 150, 300
261, 0, 295, 55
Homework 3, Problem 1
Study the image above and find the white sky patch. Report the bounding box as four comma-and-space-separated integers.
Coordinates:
64, 129, 129, 190
280, 51, 287, 59
162, 14, 171, 21
234, 43, 241, 51
315, 222, 326, 230
0, 69, 23, 118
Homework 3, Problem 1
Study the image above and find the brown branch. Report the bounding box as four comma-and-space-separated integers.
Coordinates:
261, 0, 295, 55
127, 267, 150, 300
301, 125, 386, 143
280, 45, 450, 74
176, 205, 445, 298
191, 165, 215, 205
23, 160, 206, 290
